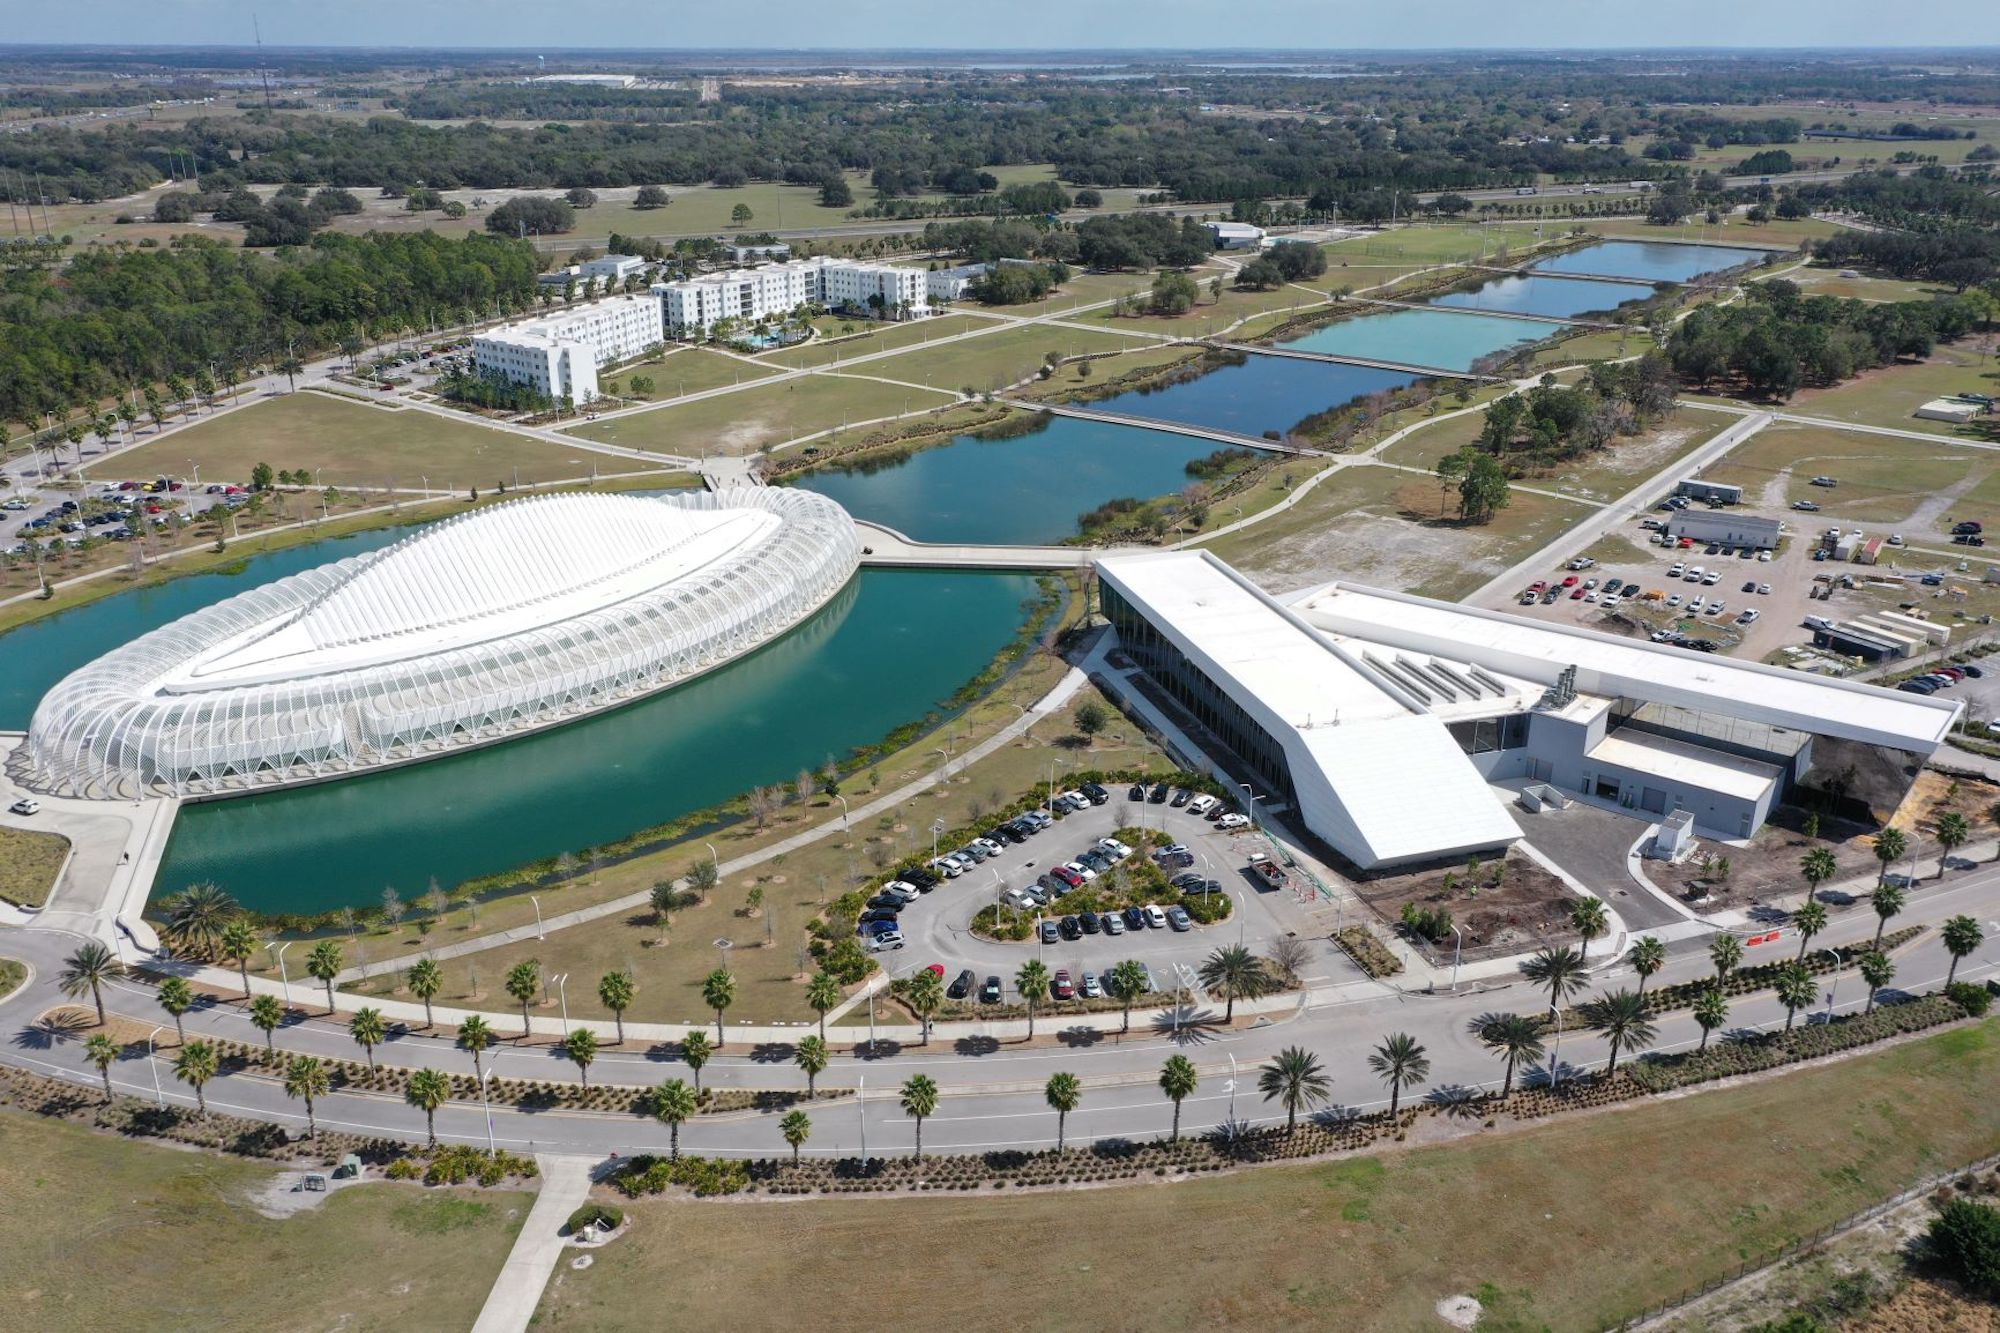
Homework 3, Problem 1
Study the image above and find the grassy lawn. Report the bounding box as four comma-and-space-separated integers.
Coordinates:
1573, 216, 1834, 247
538, 1018, 2000, 1332
107, 393, 632, 490
608, 348, 778, 400
339, 676, 1175, 1027
1011, 340, 1209, 402
0, 1111, 528, 1331
968, 270, 1153, 316
1783, 266, 1952, 304
1782, 340, 2000, 440
565, 376, 958, 456
0, 958, 25, 1001
1077, 280, 1322, 340
1532, 325, 1655, 368
1703, 420, 1996, 535
0, 826, 70, 909
1200, 461, 1590, 600
1325, 223, 1510, 267
1375, 407, 1489, 473
868, 324, 1137, 396
761, 314, 993, 370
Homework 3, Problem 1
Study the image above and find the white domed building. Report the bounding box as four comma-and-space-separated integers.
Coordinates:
21, 487, 859, 799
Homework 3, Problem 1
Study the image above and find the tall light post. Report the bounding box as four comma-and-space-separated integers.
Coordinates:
275, 941, 295, 1004
1239, 784, 1262, 830
857, 1074, 867, 1168
478, 1066, 499, 1157
1227, 1052, 1238, 1139
1546, 1004, 1566, 1090
146, 1025, 166, 1108
1234, 891, 1245, 948
931, 817, 946, 866
1046, 756, 1067, 811
529, 895, 545, 940
704, 842, 720, 876
1819, 947, 1842, 1022
1450, 923, 1465, 993
552, 973, 570, 1037
836, 794, 850, 831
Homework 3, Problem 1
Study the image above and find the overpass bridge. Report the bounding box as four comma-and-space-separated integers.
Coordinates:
855, 521, 1143, 570
998, 400, 1327, 456
1466, 264, 1664, 288
1343, 295, 1618, 330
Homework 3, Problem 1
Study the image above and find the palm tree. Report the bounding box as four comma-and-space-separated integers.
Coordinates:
1015, 960, 1051, 1040
406, 1068, 451, 1147
1570, 896, 1611, 962
1197, 944, 1273, 1022
653, 1078, 698, 1160
58, 941, 120, 1026
1108, 959, 1148, 1033
306, 939, 343, 1014
701, 968, 736, 1047
780, 1109, 812, 1164
899, 1073, 940, 1160
174, 1039, 218, 1116
1941, 915, 1985, 986
1792, 900, 1828, 962
1471, 1013, 1546, 1097
794, 1034, 829, 1095
565, 1027, 599, 1086
1519, 945, 1589, 1011
158, 883, 240, 960
1692, 986, 1729, 1051
597, 970, 635, 1044
1367, 1032, 1431, 1115
1258, 1046, 1332, 1135
458, 1015, 494, 1082
806, 971, 841, 1041
284, 1055, 330, 1139
1774, 962, 1818, 1031
1581, 990, 1657, 1074
1870, 883, 1906, 947
504, 960, 541, 1040
85, 1032, 121, 1103
1627, 936, 1666, 996
156, 975, 194, 1045
1935, 811, 1970, 877
1159, 1054, 1199, 1141
250, 993, 285, 1053
406, 958, 443, 1030
1800, 847, 1838, 902
1858, 950, 1896, 1014
905, 967, 945, 1045
680, 1030, 712, 1092
1045, 1071, 1082, 1151
1872, 825, 1907, 887
350, 1007, 387, 1071
219, 921, 259, 999
1710, 933, 1745, 989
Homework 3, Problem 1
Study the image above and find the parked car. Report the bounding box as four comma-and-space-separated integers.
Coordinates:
860, 917, 900, 934
1187, 794, 1219, 817
1170, 787, 1192, 807
1144, 904, 1168, 930
1059, 915, 1082, 941
1101, 912, 1126, 935
1039, 919, 1060, 945
1052, 969, 1076, 1000
1216, 813, 1250, 831
868, 931, 906, 952
980, 975, 1002, 1004
1149, 782, 1170, 803
8, 798, 39, 816
948, 969, 975, 1000
1123, 905, 1149, 931
1079, 911, 1101, 935
1081, 782, 1109, 805
1080, 971, 1104, 999
1166, 906, 1194, 932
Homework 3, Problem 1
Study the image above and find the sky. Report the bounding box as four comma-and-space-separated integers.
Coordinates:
7, 2, 1996, 52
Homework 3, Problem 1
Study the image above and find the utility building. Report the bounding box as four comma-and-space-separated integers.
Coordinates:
1666, 511, 1782, 550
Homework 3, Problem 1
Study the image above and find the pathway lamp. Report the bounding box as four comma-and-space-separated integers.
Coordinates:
529, 895, 545, 940
275, 941, 295, 1004
478, 1066, 498, 1157
146, 1025, 165, 1108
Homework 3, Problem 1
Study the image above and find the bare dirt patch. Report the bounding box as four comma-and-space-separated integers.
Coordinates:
1350, 848, 1575, 959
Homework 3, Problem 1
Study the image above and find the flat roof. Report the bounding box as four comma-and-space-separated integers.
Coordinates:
1295, 582, 1960, 752
1587, 730, 1781, 803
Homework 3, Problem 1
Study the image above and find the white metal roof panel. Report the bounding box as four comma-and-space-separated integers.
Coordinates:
1587, 730, 1781, 803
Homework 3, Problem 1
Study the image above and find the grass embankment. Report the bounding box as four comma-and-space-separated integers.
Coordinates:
0, 827, 70, 909
0, 1110, 528, 1332
107, 392, 625, 490
0, 958, 25, 1000
537, 1018, 2000, 1333
566, 375, 959, 457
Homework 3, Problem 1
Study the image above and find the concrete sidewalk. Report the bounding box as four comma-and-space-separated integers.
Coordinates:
470, 1154, 597, 1333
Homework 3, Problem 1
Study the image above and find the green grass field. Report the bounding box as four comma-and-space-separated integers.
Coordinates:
0, 826, 70, 909
762, 314, 994, 370
537, 1018, 2000, 1332
608, 347, 779, 399
0, 1111, 528, 1331
1703, 419, 2000, 536
1784, 267, 1949, 304
566, 375, 957, 456
109, 393, 634, 490
1077, 281, 1325, 339
868, 324, 1139, 396
1783, 341, 2000, 440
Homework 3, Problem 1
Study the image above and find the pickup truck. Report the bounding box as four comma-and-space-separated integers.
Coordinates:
1247, 852, 1286, 888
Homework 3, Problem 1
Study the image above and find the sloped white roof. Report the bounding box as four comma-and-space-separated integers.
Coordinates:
1097, 551, 1520, 868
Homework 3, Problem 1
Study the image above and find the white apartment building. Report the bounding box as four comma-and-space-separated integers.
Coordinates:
654, 257, 931, 338
472, 293, 664, 404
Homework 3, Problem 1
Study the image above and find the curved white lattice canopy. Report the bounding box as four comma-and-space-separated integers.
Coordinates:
21, 487, 859, 799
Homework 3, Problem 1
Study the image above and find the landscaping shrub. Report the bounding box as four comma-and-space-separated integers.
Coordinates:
611, 1154, 749, 1198
1334, 926, 1403, 978
566, 1202, 624, 1235
1926, 1199, 2000, 1300
1624, 996, 1963, 1094
1946, 981, 1993, 1017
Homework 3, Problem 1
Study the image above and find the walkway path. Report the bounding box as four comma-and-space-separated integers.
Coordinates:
1208, 339, 1477, 380
1007, 400, 1324, 456
469, 1154, 596, 1333
855, 521, 1117, 570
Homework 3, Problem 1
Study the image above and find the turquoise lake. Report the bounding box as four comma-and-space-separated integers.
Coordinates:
1531, 240, 1764, 284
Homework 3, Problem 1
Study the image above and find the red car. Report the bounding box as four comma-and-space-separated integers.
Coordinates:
924, 963, 946, 981
1050, 866, 1083, 889
1051, 969, 1075, 1001
1569, 587, 1585, 599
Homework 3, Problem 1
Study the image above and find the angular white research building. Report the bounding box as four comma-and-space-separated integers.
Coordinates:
21, 489, 859, 800
1097, 551, 1959, 871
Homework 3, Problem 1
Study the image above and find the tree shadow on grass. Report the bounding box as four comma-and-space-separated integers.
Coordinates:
1424, 1083, 1486, 1120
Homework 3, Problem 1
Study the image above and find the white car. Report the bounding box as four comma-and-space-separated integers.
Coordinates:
1143, 904, 1168, 929
1666, 593, 1683, 608
1063, 860, 1098, 882
867, 931, 906, 952
1215, 813, 1251, 831
1738, 608, 1761, 624
1686, 597, 1703, 614
1757, 583, 1771, 595
1095, 837, 1132, 860
1707, 600, 1726, 616
929, 857, 963, 878
1702, 571, 1721, 585
7, 798, 39, 816
1668, 562, 1686, 578
1187, 794, 1218, 817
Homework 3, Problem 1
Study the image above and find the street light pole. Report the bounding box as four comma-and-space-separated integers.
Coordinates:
1819, 948, 1842, 1021
858, 1075, 867, 1168
704, 842, 720, 876
275, 941, 295, 1004
1450, 924, 1464, 993
529, 895, 545, 940
147, 1025, 166, 1108
1547, 1005, 1566, 1090
836, 794, 850, 831
478, 1067, 498, 1157
554, 974, 570, 1038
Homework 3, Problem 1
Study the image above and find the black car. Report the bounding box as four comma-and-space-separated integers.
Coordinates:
1967, 665, 1985, 679
1079, 912, 1101, 935
866, 893, 905, 911
1123, 905, 1148, 931
987, 825, 1022, 846
1006, 817, 1037, 839
1149, 782, 1170, 803
1183, 879, 1225, 897
1129, 782, 1147, 800
1170, 787, 1192, 807
979, 975, 1003, 1004
1954, 521, 1983, 535
1170, 871, 1206, 891
1081, 782, 1109, 805
904, 866, 939, 889
859, 907, 900, 925
1059, 915, 1082, 941
947, 968, 975, 1000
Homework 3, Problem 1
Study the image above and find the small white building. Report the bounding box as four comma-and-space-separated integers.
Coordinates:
1204, 220, 1266, 251
926, 263, 992, 302
1915, 398, 1984, 424
472, 294, 664, 404
580, 254, 647, 285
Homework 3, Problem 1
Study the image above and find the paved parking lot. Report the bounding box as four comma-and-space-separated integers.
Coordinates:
882, 794, 1297, 1004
